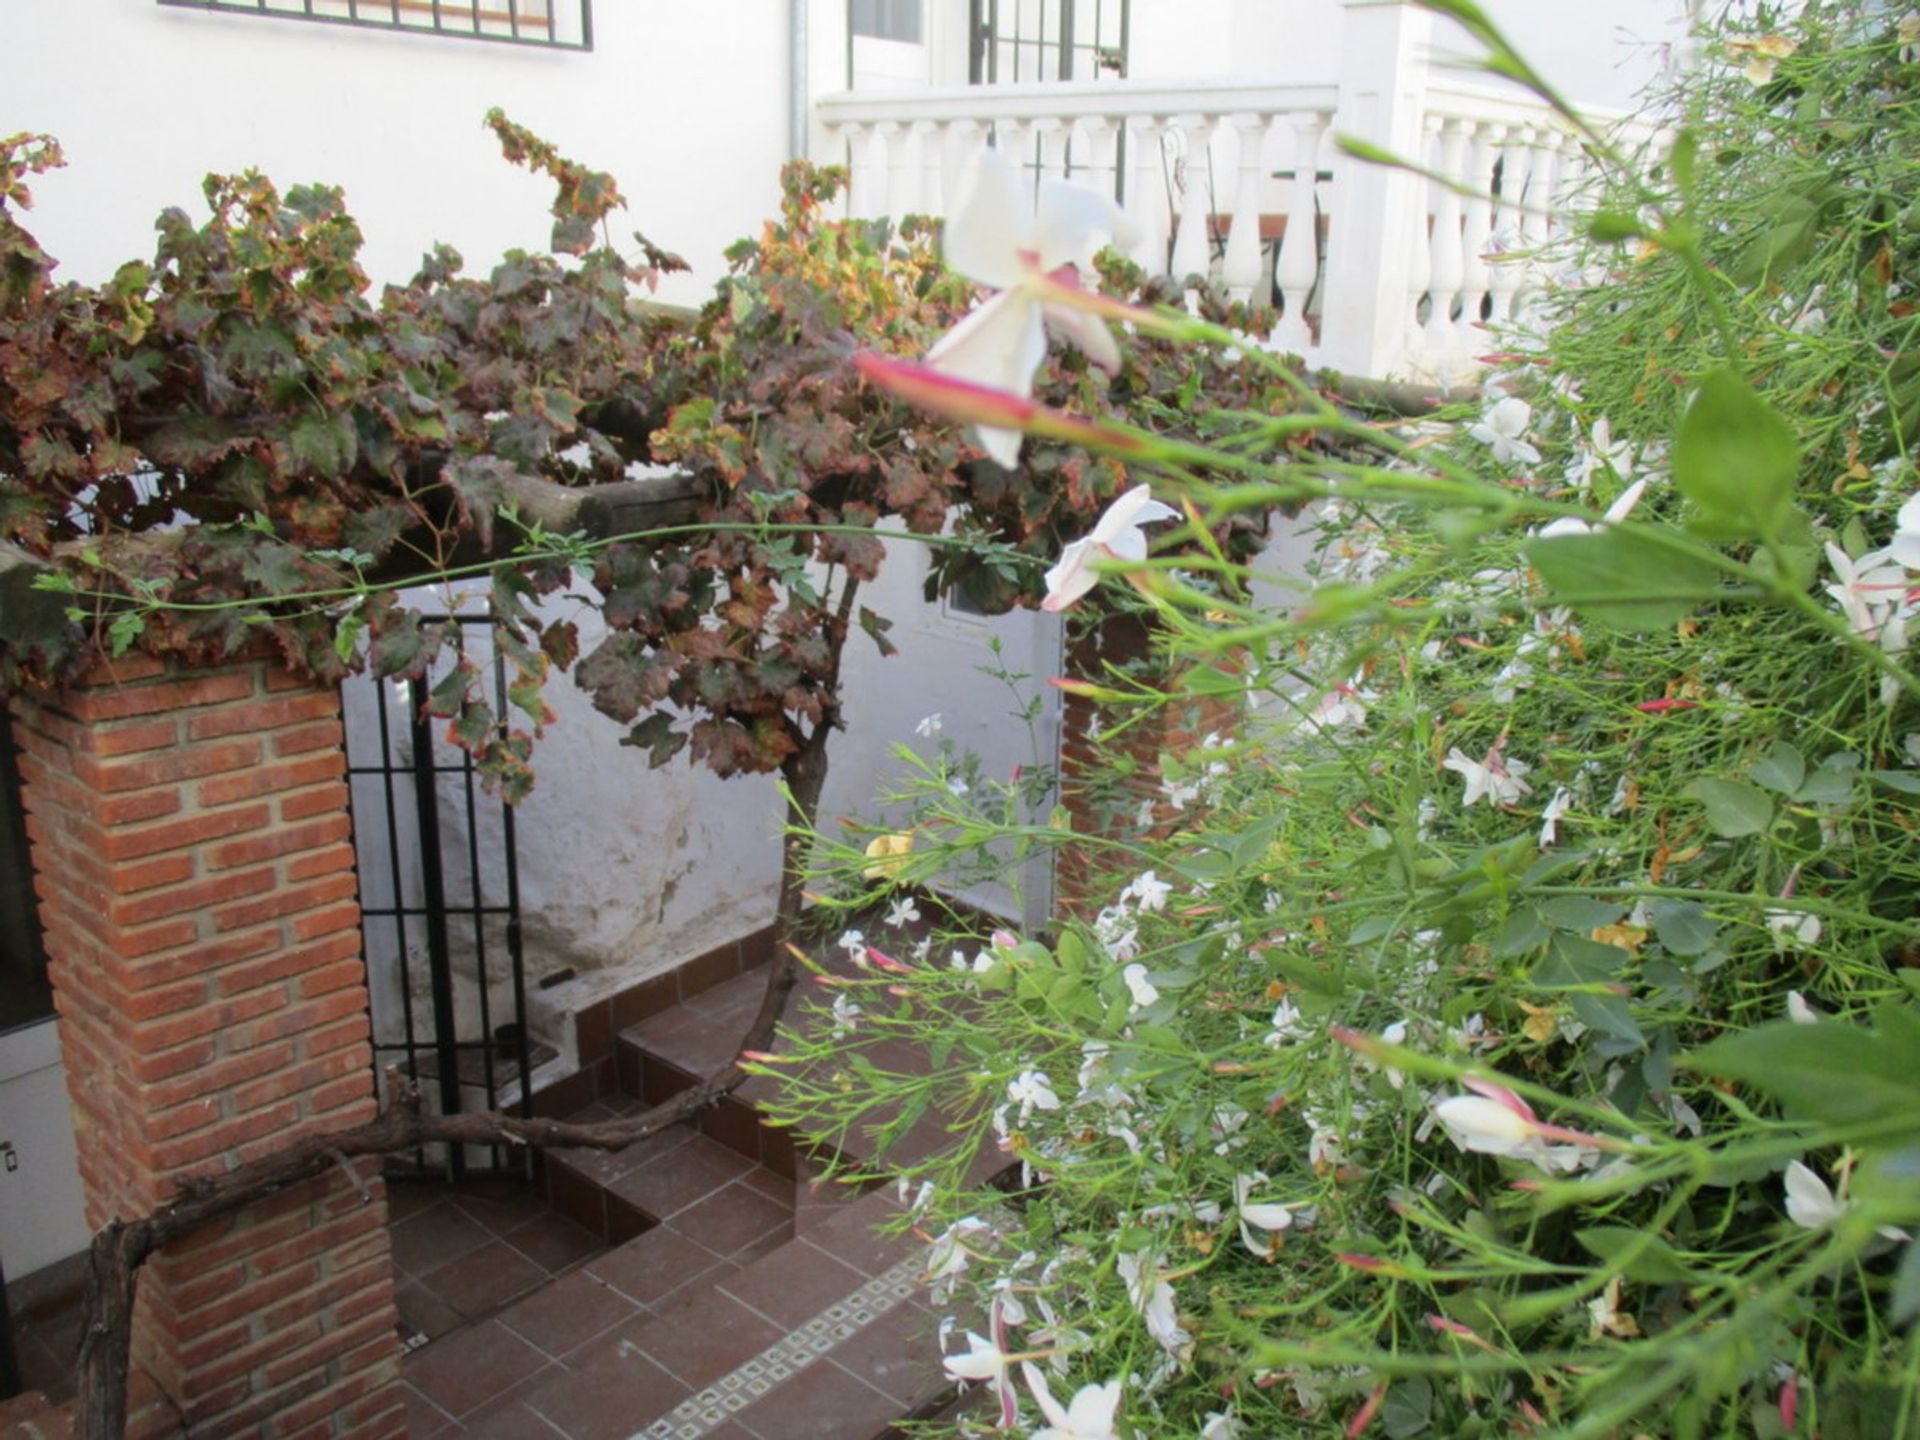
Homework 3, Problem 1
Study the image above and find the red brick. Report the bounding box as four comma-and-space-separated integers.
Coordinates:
225, 989, 366, 1053
146, 1095, 220, 1144
291, 901, 360, 942
272, 721, 343, 758
70, 652, 172, 685
257, 1309, 396, 1391
132, 986, 287, 1053
306, 1071, 374, 1118
303, 1014, 372, 1060
280, 782, 348, 822
101, 803, 271, 862
179, 1261, 322, 1335
159, 1260, 247, 1315
296, 958, 367, 1001
77, 738, 262, 795
107, 852, 196, 897
111, 866, 275, 928
63, 671, 256, 722
127, 1038, 218, 1084
186, 690, 339, 742
93, 715, 182, 756
197, 751, 344, 809
212, 872, 357, 933
285, 841, 355, 883
109, 916, 200, 960
216, 930, 360, 1000
94, 788, 183, 827
177, 1315, 323, 1394
119, 978, 210, 1023
147, 1042, 298, 1112
207, 814, 353, 872
151, 1100, 303, 1173
231, 1046, 366, 1116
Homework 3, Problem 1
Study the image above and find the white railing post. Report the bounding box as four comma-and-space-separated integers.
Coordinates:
1486, 124, 1531, 325
1424, 117, 1468, 356
879, 120, 912, 221
1271, 112, 1326, 356
1403, 118, 1434, 371
1458, 121, 1501, 347
915, 119, 947, 216
841, 122, 876, 219
1169, 116, 1218, 286
1222, 112, 1274, 303
1128, 115, 1171, 277
1319, 0, 1433, 379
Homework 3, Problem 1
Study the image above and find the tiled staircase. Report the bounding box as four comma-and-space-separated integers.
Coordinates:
399, 955, 998, 1440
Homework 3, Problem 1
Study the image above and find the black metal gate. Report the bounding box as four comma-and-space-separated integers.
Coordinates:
344, 614, 535, 1180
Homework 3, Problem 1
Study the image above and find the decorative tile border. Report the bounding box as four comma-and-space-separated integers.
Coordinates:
630, 1253, 925, 1440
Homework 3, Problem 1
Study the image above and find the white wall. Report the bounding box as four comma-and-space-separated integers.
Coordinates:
0, 1023, 90, 1280
4, 0, 795, 304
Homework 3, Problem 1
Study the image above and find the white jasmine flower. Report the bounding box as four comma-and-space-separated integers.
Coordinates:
1444, 746, 1534, 807
1784, 1159, 1910, 1241
1786, 990, 1821, 1025
885, 895, 922, 930
1022, 1364, 1123, 1440
1264, 998, 1309, 1046
1233, 1171, 1296, 1260
916, 712, 944, 737
1765, 908, 1822, 950
1121, 870, 1172, 913
835, 928, 867, 958
1121, 963, 1161, 1011
1537, 478, 1649, 539
829, 992, 862, 1036
1116, 1252, 1189, 1359
1467, 396, 1542, 466
1008, 1069, 1063, 1121
1043, 484, 1181, 612
1540, 786, 1575, 846
1891, 493, 1920, 569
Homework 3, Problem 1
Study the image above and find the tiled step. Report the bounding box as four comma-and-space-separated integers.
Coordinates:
402, 1186, 953, 1440
617, 957, 1011, 1188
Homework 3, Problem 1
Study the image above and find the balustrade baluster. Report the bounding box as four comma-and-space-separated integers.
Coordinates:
878, 121, 912, 222
1221, 112, 1275, 304
915, 120, 946, 217
1513, 127, 1560, 320
1403, 118, 1435, 366
1083, 116, 1121, 209
1458, 121, 1500, 342
1036, 119, 1070, 186
1486, 125, 1531, 324
841, 122, 875, 221
1271, 112, 1325, 355
1168, 115, 1217, 288
1127, 115, 1170, 276
1425, 117, 1468, 355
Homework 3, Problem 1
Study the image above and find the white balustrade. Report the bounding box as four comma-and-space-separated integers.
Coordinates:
816, 70, 1653, 382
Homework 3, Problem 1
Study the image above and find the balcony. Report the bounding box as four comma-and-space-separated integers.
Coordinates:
815, 32, 1660, 385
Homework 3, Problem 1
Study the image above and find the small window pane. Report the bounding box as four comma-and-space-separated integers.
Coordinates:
851, 0, 923, 43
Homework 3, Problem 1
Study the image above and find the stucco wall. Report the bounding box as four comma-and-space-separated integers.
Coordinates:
4, 0, 795, 303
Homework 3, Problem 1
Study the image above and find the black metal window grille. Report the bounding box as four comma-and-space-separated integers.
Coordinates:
0, 711, 52, 1039
156, 0, 593, 51
851, 0, 923, 43
969, 0, 1128, 83
345, 615, 534, 1181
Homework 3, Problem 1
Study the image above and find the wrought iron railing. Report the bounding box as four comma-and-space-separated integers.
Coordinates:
156, 0, 593, 51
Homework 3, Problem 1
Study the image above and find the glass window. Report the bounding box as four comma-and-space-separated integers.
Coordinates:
851, 0, 923, 43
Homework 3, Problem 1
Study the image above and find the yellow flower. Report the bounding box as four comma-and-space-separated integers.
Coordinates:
862, 831, 914, 880
1726, 34, 1797, 85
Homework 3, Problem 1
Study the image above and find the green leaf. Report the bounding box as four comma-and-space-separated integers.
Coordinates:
1540, 896, 1626, 932
1586, 210, 1643, 244
1535, 933, 1629, 988
1571, 990, 1645, 1047
1575, 1224, 1695, 1284
1526, 527, 1718, 632
1871, 769, 1920, 795
1797, 752, 1860, 805
288, 411, 358, 478
1681, 777, 1774, 837
1649, 899, 1719, 956
1684, 1016, 1920, 1127
1671, 369, 1798, 540
1748, 741, 1805, 797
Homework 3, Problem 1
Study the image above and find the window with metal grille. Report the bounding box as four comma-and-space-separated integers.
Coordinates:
0, 713, 52, 1037
851, 0, 923, 44
156, 0, 593, 51
969, 0, 1128, 83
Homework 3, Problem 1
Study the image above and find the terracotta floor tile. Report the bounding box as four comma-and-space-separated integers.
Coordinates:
394, 1280, 466, 1344
584, 1226, 728, 1310
450, 1365, 566, 1438
663, 1180, 791, 1258
418, 1238, 549, 1321
829, 1309, 949, 1409
606, 1134, 755, 1219
402, 1319, 549, 1419
733, 1356, 902, 1440
389, 1200, 494, 1278
451, 1183, 551, 1238
496, 1268, 640, 1358
503, 1210, 605, 1274
398, 1381, 456, 1439
620, 1290, 783, 1389
801, 1193, 914, 1279
716, 1241, 868, 1330
522, 1331, 690, 1440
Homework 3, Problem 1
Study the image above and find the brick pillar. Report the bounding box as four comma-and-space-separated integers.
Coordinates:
8, 650, 404, 1440
1056, 615, 1243, 916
